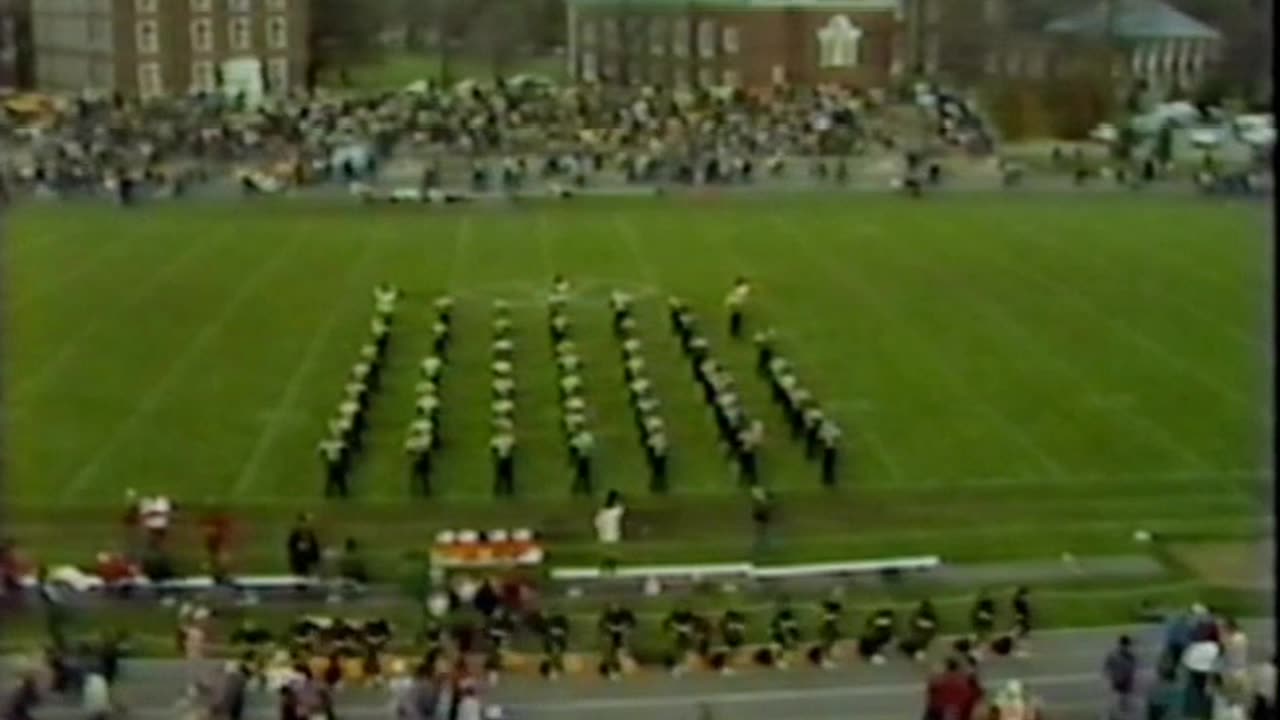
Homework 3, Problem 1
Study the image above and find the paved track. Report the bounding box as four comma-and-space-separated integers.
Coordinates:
9, 620, 1272, 719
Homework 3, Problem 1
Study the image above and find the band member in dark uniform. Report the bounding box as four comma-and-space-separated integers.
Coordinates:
970, 591, 997, 649
858, 607, 896, 665
900, 599, 939, 662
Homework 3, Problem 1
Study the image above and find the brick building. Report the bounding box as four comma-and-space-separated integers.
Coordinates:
0, 0, 33, 90
31, 0, 309, 97
564, 0, 909, 90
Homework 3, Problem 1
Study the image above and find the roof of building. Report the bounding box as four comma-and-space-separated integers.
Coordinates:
1044, 0, 1221, 40
565, 0, 900, 10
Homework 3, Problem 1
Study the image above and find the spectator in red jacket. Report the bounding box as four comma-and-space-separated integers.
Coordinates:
925, 657, 982, 720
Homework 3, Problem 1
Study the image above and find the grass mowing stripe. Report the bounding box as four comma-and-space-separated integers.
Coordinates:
9, 232, 226, 401
60, 233, 308, 501
989, 211, 1258, 417
770, 212, 1070, 481
230, 239, 382, 498
4, 231, 135, 316
904, 210, 1216, 476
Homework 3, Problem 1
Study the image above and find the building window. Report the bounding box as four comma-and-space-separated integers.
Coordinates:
722, 68, 739, 87
581, 51, 598, 81
135, 0, 158, 13
136, 20, 159, 54
266, 0, 287, 10
697, 66, 714, 88
191, 60, 216, 92
985, 50, 1000, 74
982, 0, 1001, 24
925, 0, 942, 23
722, 26, 739, 54
1004, 49, 1021, 76
191, 0, 213, 12
649, 19, 666, 56
229, 18, 252, 51
697, 20, 715, 59
673, 67, 689, 88
580, 19, 596, 46
672, 18, 689, 57
771, 64, 786, 84
1026, 51, 1045, 78
138, 62, 163, 98
602, 18, 618, 50
267, 57, 289, 92
925, 32, 940, 73
267, 16, 288, 50
817, 15, 862, 68
191, 19, 213, 53
229, 0, 252, 12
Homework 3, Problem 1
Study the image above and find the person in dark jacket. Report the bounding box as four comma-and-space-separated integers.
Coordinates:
1103, 635, 1138, 719
285, 515, 321, 578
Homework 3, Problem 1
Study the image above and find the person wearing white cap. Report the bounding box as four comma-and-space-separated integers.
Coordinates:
1183, 636, 1221, 718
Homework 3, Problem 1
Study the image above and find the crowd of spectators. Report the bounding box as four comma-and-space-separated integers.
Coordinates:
0, 79, 992, 202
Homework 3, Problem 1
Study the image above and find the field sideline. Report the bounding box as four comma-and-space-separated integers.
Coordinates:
1, 193, 1270, 569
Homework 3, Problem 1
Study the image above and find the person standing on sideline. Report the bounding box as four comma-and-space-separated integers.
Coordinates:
594, 491, 625, 571
1250, 655, 1276, 720
1183, 635, 1222, 720
1219, 618, 1249, 698
749, 486, 773, 558
82, 671, 114, 720
1103, 635, 1138, 720
285, 515, 321, 579
2, 663, 41, 720
1145, 656, 1181, 720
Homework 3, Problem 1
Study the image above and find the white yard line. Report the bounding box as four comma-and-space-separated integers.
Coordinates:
990, 215, 1259, 415
229, 241, 381, 498
444, 215, 473, 294
60, 235, 305, 501
10, 234, 223, 403
769, 216, 1070, 480
908, 214, 1219, 478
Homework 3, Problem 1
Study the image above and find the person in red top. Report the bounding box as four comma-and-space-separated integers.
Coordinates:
95, 552, 138, 595
200, 509, 233, 583
925, 657, 983, 720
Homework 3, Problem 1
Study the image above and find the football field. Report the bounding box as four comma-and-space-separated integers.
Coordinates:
2, 193, 1271, 571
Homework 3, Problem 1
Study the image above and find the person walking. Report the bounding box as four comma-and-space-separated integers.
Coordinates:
1145, 656, 1181, 720
1103, 635, 1139, 720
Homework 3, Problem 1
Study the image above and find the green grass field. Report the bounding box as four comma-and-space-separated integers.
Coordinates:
2, 193, 1271, 576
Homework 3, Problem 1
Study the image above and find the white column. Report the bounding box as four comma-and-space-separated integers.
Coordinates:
567, 2, 578, 81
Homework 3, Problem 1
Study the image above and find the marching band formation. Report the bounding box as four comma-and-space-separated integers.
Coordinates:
316, 278, 844, 497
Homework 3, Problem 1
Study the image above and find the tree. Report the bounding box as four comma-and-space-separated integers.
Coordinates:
306, 0, 392, 88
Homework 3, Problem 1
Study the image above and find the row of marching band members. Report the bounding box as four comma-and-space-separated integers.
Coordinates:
610, 290, 669, 493
669, 297, 765, 486
317, 284, 398, 498
404, 295, 454, 496
549, 276, 596, 496
753, 330, 844, 487
489, 300, 517, 497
